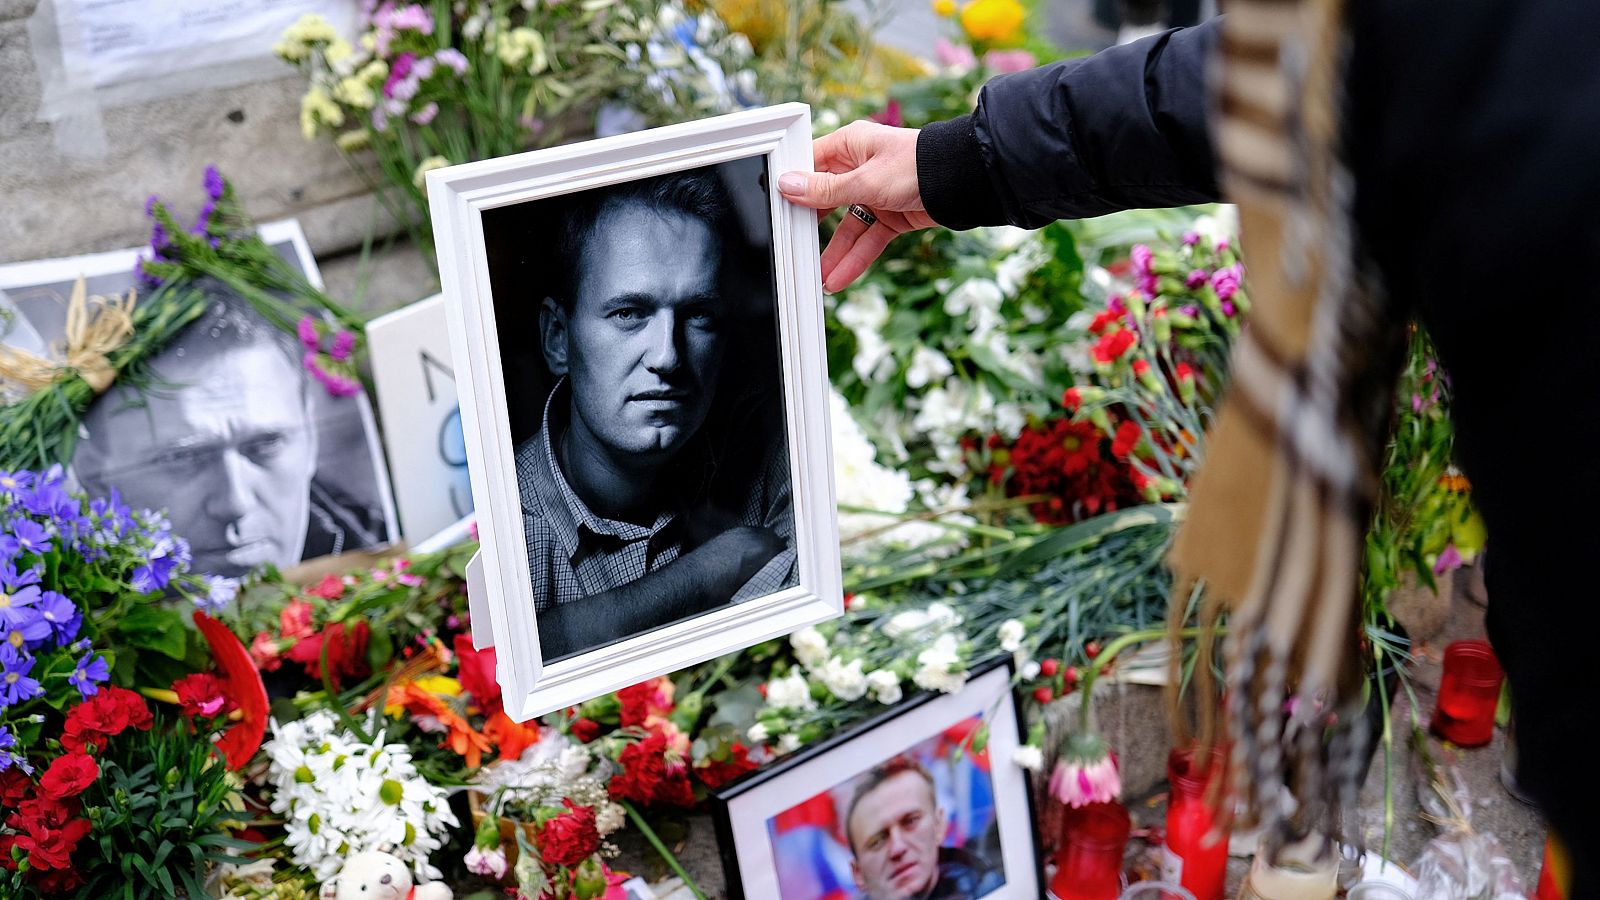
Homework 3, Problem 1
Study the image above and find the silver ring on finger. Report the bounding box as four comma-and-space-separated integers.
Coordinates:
848, 204, 878, 227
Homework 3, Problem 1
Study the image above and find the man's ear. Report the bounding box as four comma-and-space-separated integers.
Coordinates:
540, 296, 570, 376
851, 858, 866, 893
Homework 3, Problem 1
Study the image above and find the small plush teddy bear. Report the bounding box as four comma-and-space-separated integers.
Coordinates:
319, 851, 453, 900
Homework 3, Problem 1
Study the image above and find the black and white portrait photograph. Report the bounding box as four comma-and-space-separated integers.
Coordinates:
430, 104, 840, 717
0, 223, 397, 579
483, 157, 797, 661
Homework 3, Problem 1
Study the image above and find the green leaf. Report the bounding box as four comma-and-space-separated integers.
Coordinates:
114, 604, 189, 660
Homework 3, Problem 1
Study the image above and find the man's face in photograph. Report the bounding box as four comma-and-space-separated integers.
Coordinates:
74, 336, 317, 577
847, 770, 948, 900
546, 200, 729, 462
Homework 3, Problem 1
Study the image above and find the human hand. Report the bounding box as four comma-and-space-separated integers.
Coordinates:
778, 121, 937, 293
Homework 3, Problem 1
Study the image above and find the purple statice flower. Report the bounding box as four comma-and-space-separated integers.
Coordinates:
434, 48, 467, 76
203, 164, 225, 201
1184, 269, 1209, 290
191, 199, 217, 237
1181, 231, 1200, 247
7, 518, 52, 558
410, 102, 439, 125
35, 591, 80, 646
144, 194, 161, 217
136, 256, 165, 289
0, 470, 33, 494
297, 315, 321, 352
303, 352, 363, 397
0, 644, 43, 707
329, 330, 356, 362
68, 651, 110, 699
384, 52, 417, 99
196, 576, 239, 612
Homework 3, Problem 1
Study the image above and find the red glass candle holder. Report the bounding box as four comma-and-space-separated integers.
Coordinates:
1429, 640, 1503, 747
1051, 800, 1130, 900
1162, 746, 1229, 900
1535, 835, 1567, 900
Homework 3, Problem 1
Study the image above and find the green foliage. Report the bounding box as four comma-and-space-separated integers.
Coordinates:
73, 715, 255, 900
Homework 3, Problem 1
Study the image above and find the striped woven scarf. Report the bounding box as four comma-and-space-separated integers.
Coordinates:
1168, 0, 1405, 854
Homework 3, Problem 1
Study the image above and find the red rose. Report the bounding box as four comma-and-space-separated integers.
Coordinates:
0, 768, 32, 806
453, 633, 501, 716
173, 673, 235, 720
286, 621, 371, 688
534, 799, 601, 867
570, 717, 601, 743
39, 754, 98, 801
305, 575, 347, 601
693, 743, 758, 789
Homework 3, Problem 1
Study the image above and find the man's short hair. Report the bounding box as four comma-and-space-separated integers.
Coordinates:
550, 168, 737, 311
844, 756, 939, 853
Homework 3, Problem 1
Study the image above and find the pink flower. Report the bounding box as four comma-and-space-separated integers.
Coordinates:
464, 845, 507, 879
297, 315, 320, 351
1130, 244, 1154, 276
983, 49, 1037, 73
1184, 269, 1209, 290
329, 331, 356, 362
869, 99, 904, 128
1181, 231, 1201, 246
934, 37, 977, 70
1049, 753, 1121, 808
1211, 264, 1241, 301
410, 101, 439, 125
433, 48, 468, 75
1434, 543, 1464, 575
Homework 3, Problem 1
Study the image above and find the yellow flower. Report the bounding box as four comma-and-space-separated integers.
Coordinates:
324, 38, 354, 66
496, 27, 547, 73
274, 13, 340, 61
413, 675, 462, 696
332, 75, 376, 110
933, 0, 957, 16
960, 0, 1026, 43
335, 129, 371, 153
299, 86, 343, 140
413, 155, 451, 188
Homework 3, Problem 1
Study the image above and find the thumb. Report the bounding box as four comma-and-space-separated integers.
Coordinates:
778, 170, 864, 210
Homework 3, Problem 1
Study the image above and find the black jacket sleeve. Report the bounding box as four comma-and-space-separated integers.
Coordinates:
917, 19, 1223, 229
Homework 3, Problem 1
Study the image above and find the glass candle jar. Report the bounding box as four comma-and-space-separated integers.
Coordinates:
1429, 640, 1503, 747
1535, 834, 1569, 900
1051, 801, 1131, 900
1162, 746, 1229, 900
1235, 839, 1338, 900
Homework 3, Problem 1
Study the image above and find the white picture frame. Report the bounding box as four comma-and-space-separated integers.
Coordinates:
427, 103, 841, 719
712, 659, 1040, 900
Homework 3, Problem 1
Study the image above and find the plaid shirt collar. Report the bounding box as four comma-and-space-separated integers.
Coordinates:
524, 378, 710, 561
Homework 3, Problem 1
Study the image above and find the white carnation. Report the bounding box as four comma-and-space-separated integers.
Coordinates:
944, 278, 1004, 317
866, 669, 903, 705
778, 734, 802, 754
913, 634, 968, 694
904, 344, 954, 390
765, 671, 816, 711
747, 722, 771, 744
998, 619, 1026, 653
819, 656, 867, 701
790, 626, 830, 670
1013, 745, 1045, 772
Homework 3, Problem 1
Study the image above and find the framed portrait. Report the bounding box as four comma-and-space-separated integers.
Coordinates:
711, 659, 1040, 900
427, 103, 842, 719
0, 220, 398, 579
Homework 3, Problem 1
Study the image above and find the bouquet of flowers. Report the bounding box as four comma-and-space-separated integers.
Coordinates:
276, 0, 756, 261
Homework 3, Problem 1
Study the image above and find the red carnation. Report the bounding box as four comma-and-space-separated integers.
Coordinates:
1091, 329, 1136, 364
305, 574, 347, 601
570, 717, 602, 743
617, 678, 674, 729
286, 621, 371, 689
694, 743, 758, 789
278, 598, 316, 640
0, 768, 32, 806
61, 686, 151, 754
173, 673, 235, 719
1111, 420, 1142, 460
38, 754, 98, 801
30, 867, 87, 893
12, 818, 91, 870
1088, 310, 1122, 335
11, 795, 79, 830
535, 799, 601, 867
609, 732, 695, 808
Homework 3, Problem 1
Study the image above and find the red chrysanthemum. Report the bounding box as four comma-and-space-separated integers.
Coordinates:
694, 743, 758, 789
534, 799, 601, 867
38, 754, 97, 801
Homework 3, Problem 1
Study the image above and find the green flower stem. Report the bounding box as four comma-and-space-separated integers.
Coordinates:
621, 800, 708, 900
1076, 626, 1216, 731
